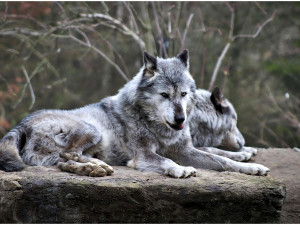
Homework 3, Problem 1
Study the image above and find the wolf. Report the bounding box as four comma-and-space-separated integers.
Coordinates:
0, 50, 269, 178
189, 87, 258, 162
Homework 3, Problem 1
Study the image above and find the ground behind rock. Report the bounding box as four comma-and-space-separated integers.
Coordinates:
254, 148, 300, 223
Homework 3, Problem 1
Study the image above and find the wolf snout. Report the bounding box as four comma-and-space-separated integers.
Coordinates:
237, 140, 243, 150
174, 115, 185, 124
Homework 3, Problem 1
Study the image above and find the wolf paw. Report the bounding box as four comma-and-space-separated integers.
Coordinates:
58, 160, 114, 177
233, 152, 252, 162
166, 166, 197, 178
240, 147, 258, 156
88, 158, 114, 175
238, 163, 270, 176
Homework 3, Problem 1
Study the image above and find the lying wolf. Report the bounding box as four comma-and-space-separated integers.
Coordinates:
0, 50, 269, 178
189, 88, 258, 162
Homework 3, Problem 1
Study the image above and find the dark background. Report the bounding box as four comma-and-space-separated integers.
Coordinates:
0, 2, 299, 148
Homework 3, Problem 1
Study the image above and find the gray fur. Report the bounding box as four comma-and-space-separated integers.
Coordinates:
190, 88, 244, 149
189, 88, 258, 161
0, 50, 268, 178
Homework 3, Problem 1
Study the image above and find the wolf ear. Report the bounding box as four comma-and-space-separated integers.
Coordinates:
143, 51, 157, 77
210, 87, 229, 114
176, 49, 189, 68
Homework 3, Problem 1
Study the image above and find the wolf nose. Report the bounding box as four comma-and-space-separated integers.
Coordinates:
174, 115, 185, 124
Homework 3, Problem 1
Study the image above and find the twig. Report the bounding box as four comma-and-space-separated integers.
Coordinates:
13, 60, 45, 109
182, 13, 194, 44
151, 2, 168, 58
123, 2, 144, 55
127, 3, 151, 31
208, 5, 235, 91
83, 25, 130, 77
0, 74, 13, 95
123, 2, 140, 36
0, 13, 47, 28
79, 13, 145, 50
254, 2, 267, 15
196, 7, 206, 32
233, 11, 276, 40
101, 1, 110, 15
208, 6, 276, 91
200, 38, 208, 88
0, 27, 44, 36
75, 28, 91, 47
168, 12, 172, 34
22, 66, 35, 111
59, 33, 129, 81
176, 28, 184, 51
55, 2, 68, 21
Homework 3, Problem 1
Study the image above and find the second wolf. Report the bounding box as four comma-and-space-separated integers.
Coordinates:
0, 50, 269, 178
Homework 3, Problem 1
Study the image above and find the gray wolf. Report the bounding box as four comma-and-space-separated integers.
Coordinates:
189, 87, 258, 162
0, 50, 269, 178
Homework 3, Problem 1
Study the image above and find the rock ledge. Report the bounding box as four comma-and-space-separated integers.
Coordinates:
0, 166, 285, 223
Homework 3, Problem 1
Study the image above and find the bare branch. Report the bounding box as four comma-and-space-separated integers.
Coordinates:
182, 13, 194, 44
83, 25, 130, 76
168, 12, 172, 34
200, 38, 209, 89
123, 2, 140, 35
101, 1, 110, 15
225, 2, 234, 12
176, 28, 184, 51
60, 33, 129, 81
0, 13, 47, 29
254, 2, 268, 15
209, 42, 232, 91
233, 11, 276, 40
196, 7, 206, 32
208, 8, 276, 91
151, 2, 168, 57
79, 13, 145, 50
123, 2, 144, 55
12, 60, 45, 109
0, 27, 44, 36
75, 28, 91, 47
22, 66, 35, 111
55, 2, 68, 21
208, 7, 235, 91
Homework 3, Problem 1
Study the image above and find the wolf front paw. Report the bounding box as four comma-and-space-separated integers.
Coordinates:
237, 163, 270, 176
166, 166, 197, 178
228, 152, 252, 162
240, 146, 258, 156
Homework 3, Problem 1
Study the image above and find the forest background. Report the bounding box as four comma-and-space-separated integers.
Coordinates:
0, 2, 299, 148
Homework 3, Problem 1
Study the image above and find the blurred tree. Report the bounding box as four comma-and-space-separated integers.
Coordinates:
0, 2, 299, 148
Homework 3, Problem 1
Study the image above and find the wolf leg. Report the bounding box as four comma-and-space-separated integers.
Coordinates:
171, 146, 269, 176
59, 152, 113, 176
127, 151, 196, 178
20, 113, 103, 169
197, 147, 252, 162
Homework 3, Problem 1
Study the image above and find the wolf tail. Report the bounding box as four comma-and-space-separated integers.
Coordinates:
0, 126, 26, 172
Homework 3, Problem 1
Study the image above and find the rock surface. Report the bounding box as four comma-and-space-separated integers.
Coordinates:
0, 165, 285, 223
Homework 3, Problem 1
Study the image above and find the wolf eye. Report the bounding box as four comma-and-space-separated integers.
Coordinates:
181, 92, 187, 97
160, 92, 169, 98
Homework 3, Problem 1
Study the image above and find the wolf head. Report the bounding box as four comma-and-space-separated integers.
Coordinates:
136, 50, 196, 131
210, 87, 245, 150
190, 87, 245, 151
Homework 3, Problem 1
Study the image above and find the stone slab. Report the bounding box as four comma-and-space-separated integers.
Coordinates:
0, 166, 285, 223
